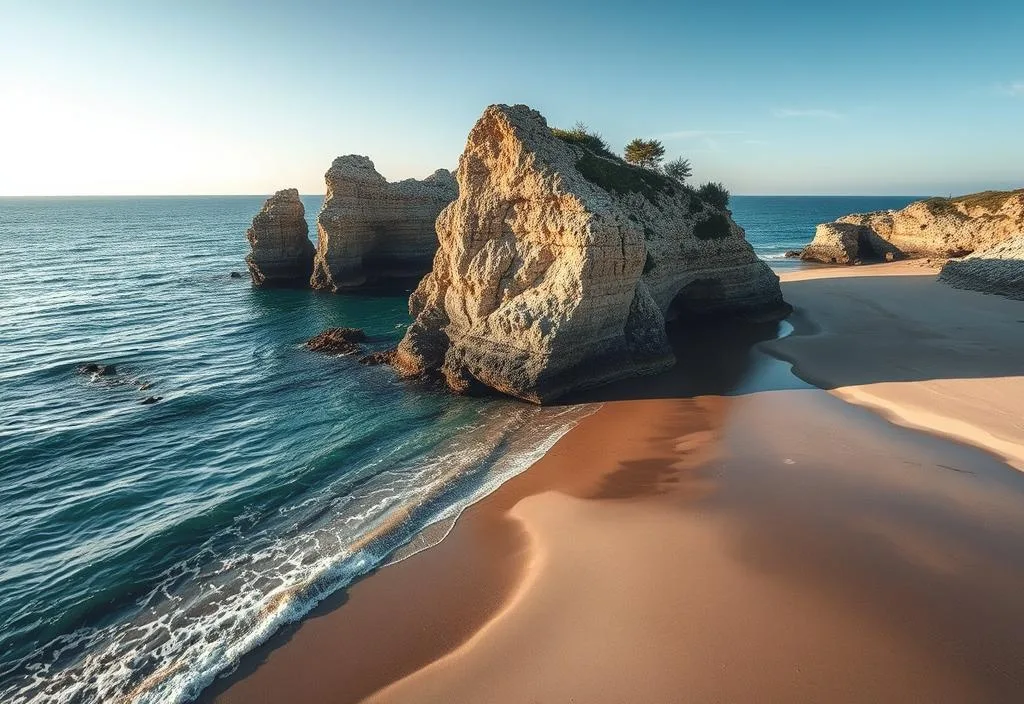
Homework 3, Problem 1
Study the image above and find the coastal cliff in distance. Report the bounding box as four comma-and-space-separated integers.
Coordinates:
939, 235, 1024, 300
310, 156, 457, 291
393, 104, 789, 404
245, 189, 315, 287
801, 189, 1024, 264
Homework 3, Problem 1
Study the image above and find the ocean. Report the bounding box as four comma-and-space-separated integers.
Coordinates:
0, 194, 918, 703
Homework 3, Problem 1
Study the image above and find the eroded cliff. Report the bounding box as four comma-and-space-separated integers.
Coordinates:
802, 189, 1024, 264
310, 156, 457, 291
245, 189, 315, 287
393, 104, 789, 403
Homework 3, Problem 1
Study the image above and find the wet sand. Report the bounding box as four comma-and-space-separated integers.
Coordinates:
207, 265, 1024, 703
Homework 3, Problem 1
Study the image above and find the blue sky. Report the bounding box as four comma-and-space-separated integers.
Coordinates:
1, 0, 1021, 195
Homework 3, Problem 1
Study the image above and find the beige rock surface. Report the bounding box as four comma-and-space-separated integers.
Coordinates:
801, 222, 902, 264
802, 190, 1024, 264
245, 189, 315, 287
393, 104, 789, 403
939, 234, 1024, 300
310, 156, 457, 291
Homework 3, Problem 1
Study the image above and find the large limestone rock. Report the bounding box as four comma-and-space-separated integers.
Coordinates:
245, 189, 315, 287
939, 235, 1024, 300
310, 156, 457, 291
393, 104, 789, 404
800, 222, 903, 264
802, 190, 1024, 264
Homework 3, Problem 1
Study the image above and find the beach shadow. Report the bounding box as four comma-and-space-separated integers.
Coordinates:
759, 273, 1024, 389
562, 317, 785, 404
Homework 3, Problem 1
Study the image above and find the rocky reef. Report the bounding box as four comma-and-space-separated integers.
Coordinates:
310, 156, 457, 291
245, 189, 315, 287
939, 235, 1024, 300
392, 104, 789, 404
801, 189, 1024, 264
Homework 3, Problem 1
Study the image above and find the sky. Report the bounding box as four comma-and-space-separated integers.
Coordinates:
0, 0, 1022, 196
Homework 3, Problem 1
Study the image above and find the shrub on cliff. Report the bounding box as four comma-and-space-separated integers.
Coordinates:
693, 212, 733, 240
664, 157, 692, 184
697, 181, 730, 209
551, 122, 615, 158
624, 139, 666, 169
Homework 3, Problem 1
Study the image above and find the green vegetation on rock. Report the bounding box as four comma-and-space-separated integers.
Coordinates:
925, 189, 1024, 216
551, 122, 615, 158
623, 138, 667, 169
693, 212, 733, 240
576, 153, 676, 203
697, 181, 730, 210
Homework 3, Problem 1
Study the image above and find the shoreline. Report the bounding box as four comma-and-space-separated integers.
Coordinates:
208, 261, 1024, 703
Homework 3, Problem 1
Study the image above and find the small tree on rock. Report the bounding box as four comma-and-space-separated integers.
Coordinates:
697, 181, 730, 209
624, 139, 666, 169
664, 157, 692, 183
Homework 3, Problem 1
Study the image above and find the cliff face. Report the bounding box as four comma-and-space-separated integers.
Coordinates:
802, 190, 1024, 264
310, 156, 457, 291
245, 189, 315, 287
393, 104, 789, 404
939, 235, 1024, 300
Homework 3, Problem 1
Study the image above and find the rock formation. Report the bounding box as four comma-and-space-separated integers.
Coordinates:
800, 222, 903, 265
306, 327, 368, 355
801, 189, 1024, 264
245, 189, 315, 287
392, 104, 789, 404
310, 157, 457, 291
939, 235, 1024, 300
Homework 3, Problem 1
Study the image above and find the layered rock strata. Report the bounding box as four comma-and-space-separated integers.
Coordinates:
245, 189, 315, 287
311, 157, 457, 291
802, 189, 1024, 264
939, 235, 1024, 300
393, 104, 789, 404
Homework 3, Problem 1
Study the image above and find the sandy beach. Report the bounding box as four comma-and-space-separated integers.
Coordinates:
207, 263, 1024, 704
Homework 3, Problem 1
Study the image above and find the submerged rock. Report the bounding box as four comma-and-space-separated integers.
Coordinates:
800, 222, 903, 265
140, 396, 163, 405
393, 104, 789, 404
802, 189, 1024, 264
306, 327, 368, 355
358, 348, 397, 366
245, 189, 316, 287
77, 363, 116, 376
310, 156, 458, 291
939, 235, 1024, 300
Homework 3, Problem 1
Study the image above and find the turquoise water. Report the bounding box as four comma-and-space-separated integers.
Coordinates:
0, 194, 918, 702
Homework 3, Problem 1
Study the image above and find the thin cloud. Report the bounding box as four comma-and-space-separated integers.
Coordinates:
996, 81, 1024, 96
661, 129, 744, 140
772, 108, 844, 119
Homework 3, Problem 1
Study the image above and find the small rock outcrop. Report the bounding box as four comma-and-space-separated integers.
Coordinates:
800, 222, 903, 265
245, 189, 315, 287
306, 327, 368, 355
939, 235, 1024, 300
310, 157, 457, 291
359, 349, 397, 366
802, 189, 1024, 264
393, 104, 789, 404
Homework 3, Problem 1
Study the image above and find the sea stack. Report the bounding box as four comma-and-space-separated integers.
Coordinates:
245, 188, 315, 287
801, 189, 1024, 264
310, 156, 457, 291
393, 104, 789, 404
